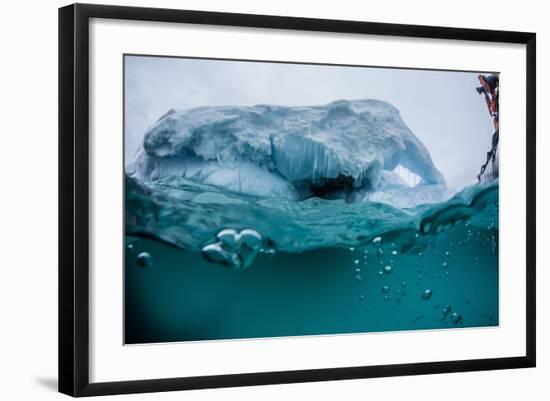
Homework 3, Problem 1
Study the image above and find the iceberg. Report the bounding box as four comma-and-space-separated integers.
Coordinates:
127, 99, 445, 203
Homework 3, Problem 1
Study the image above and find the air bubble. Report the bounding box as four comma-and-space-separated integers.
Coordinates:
442, 305, 451, 318
451, 312, 462, 324
239, 229, 263, 251
384, 265, 392, 274
262, 248, 276, 257
421, 289, 432, 300
202, 243, 232, 265
136, 252, 153, 268
216, 228, 239, 251
382, 285, 390, 294
372, 236, 383, 246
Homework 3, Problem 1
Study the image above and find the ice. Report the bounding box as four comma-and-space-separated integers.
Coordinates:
367, 183, 450, 209
129, 152, 299, 199
127, 99, 445, 201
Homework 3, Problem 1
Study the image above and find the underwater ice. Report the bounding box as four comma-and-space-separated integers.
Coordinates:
127, 99, 446, 205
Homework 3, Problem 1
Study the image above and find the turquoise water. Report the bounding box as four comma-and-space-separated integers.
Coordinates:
124, 179, 498, 344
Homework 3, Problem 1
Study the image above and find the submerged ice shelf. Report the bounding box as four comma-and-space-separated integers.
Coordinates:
127, 99, 446, 204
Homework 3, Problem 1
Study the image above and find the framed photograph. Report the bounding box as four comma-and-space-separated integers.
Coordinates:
59, 3, 536, 397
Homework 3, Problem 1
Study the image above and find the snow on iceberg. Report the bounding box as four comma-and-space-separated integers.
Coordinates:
127, 99, 446, 204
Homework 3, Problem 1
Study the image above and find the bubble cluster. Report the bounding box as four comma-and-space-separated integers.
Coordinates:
202, 228, 267, 269
451, 312, 463, 324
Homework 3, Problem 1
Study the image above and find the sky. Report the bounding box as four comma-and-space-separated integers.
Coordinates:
124, 55, 495, 189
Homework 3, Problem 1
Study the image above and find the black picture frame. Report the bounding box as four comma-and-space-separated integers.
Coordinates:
59, 3, 536, 397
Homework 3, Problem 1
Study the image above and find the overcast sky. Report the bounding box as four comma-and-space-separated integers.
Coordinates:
125, 55, 495, 189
